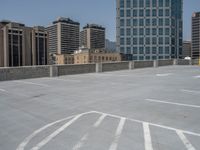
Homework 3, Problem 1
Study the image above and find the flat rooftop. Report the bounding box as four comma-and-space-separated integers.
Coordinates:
0, 66, 200, 150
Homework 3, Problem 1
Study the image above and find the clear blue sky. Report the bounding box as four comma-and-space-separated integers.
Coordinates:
0, 0, 199, 41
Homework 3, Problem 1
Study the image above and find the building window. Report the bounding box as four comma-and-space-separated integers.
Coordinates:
165, 37, 170, 44
139, 9, 144, 17
139, 0, 144, 7
165, 28, 170, 35
145, 47, 150, 54
139, 19, 144, 26
120, 28, 124, 36
127, 19, 131, 26
133, 0, 137, 7
146, 37, 150, 45
133, 10, 137, 17
165, 0, 170, 7
152, 28, 157, 35
159, 37, 163, 45
165, 9, 170, 16
152, 18, 157, 26
165, 47, 170, 54
146, 9, 150, 17
139, 47, 144, 54
146, 19, 150, 26
126, 10, 131, 17
126, 0, 131, 8
165, 18, 170, 26
126, 38, 131, 45
133, 47, 137, 54
159, 28, 163, 35
159, 0, 163, 7
152, 0, 157, 7
146, 28, 150, 35
133, 19, 137, 26
159, 9, 163, 17
133, 38, 137, 45
152, 9, 157, 16
146, 0, 150, 7
152, 47, 157, 54
139, 28, 144, 35
152, 37, 157, 45
120, 10, 124, 17
126, 28, 131, 36
159, 18, 163, 26
139, 37, 144, 45
120, 0, 124, 8
120, 19, 125, 26
133, 28, 137, 35
159, 47, 163, 54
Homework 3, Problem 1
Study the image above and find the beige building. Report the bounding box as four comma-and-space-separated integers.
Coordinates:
0, 21, 48, 67
47, 17, 80, 55
55, 54, 74, 64
182, 41, 191, 58
74, 48, 122, 64
80, 24, 105, 49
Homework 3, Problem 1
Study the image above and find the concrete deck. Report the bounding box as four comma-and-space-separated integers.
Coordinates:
0, 65, 200, 150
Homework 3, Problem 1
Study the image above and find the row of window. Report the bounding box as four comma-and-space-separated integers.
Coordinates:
120, 18, 171, 27
120, 28, 171, 36
120, 0, 170, 8
120, 37, 172, 45
120, 9, 170, 17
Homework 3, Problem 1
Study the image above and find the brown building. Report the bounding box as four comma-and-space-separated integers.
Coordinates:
55, 54, 74, 64
74, 48, 122, 64
80, 24, 105, 49
192, 12, 200, 59
47, 17, 80, 55
0, 21, 48, 67
182, 41, 191, 58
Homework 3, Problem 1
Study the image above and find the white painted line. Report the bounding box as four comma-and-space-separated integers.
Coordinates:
17, 111, 94, 150
31, 114, 82, 150
143, 122, 153, 150
109, 117, 126, 150
14, 81, 50, 87
94, 114, 107, 127
92, 111, 200, 137
44, 78, 81, 82
193, 75, 200, 79
72, 133, 89, 150
181, 89, 200, 95
156, 73, 172, 77
145, 99, 200, 109
72, 114, 106, 150
0, 88, 7, 92
176, 130, 196, 150
16, 116, 74, 150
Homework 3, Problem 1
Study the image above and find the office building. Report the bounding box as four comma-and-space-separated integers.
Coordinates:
74, 48, 122, 64
116, 0, 183, 60
182, 41, 191, 58
80, 24, 105, 49
32, 26, 48, 65
47, 17, 80, 55
0, 21, 48, 67
192, 12, 200, 59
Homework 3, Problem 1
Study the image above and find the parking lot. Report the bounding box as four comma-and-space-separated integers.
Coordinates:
0, 65, 200, 150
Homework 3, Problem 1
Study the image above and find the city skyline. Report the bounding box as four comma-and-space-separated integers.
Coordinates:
0, 0, 199, 41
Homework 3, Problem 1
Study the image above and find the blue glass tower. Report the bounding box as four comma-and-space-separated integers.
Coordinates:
116, 0, 183, 60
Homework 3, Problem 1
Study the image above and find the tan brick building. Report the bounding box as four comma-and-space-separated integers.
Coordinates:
74, 48, 122, 64
55, 54, 74, 64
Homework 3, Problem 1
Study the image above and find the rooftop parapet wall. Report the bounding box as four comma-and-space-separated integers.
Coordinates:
0, 59, 195, 81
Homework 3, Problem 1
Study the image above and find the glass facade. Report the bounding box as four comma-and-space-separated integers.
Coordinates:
116, 0, 183, 60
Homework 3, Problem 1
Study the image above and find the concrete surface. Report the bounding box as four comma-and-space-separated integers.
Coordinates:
0, 65, 200, 150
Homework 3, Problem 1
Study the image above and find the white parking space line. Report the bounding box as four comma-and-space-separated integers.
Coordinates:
31, 114, 83, 150
14, 81, 50, 87
109, 117, 126, 150
181, 89, 200, 95
156, 73, 172, 77
145, 99, 200, 109
0, 88, 7, 92
143, 122, 153, 150
72, 114, 106, 150
176, 130, 196, 150
193, 75, 200, 79
44, 78, 81, 83
72, 133, 89, 150
94, 114, 107, 127
92, 111, 200, 137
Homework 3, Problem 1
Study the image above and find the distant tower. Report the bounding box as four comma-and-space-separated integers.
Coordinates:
192, 12, 200, 59
47, 17, 80, 54
80, 24, 105, 49
116, 0, 183, 60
